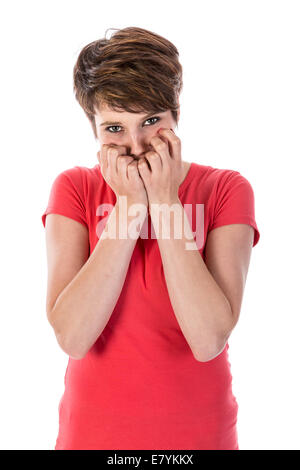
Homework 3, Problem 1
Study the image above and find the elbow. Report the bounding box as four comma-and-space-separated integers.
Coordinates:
48, 312, 88, 360
192, 335, 229, 363
56, 331, 88, 360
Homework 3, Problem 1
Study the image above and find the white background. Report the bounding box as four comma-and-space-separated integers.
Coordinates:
1, 0, 299, 450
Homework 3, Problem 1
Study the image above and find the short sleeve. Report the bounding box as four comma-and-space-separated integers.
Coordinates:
41, 167, 88, 229
209, 171, 260, 247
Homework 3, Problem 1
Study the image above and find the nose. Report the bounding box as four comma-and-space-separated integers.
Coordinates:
126, 133, 149, 158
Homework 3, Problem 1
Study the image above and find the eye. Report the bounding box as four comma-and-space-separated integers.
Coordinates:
105, 125, 122, 134
105, 116, 161, 134
144, 116, 161, 126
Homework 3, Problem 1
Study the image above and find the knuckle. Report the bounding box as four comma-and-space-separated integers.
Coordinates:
149, 152, 158, 159
108, 147, 118, 157
157, 142, 167, 151
119, 156, 131, 164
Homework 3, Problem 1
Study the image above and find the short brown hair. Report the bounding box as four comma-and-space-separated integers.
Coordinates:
73, 26, 183, 139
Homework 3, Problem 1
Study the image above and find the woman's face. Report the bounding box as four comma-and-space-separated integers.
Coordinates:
94, 103, 179, 160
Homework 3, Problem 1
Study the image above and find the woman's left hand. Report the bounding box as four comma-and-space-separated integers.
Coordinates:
137, 128, 183, 208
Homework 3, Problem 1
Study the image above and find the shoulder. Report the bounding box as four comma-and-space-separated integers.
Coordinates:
190, 161, 254, 195
55, 163, 104, 196
59, 163, 101, 184
192, 161, 245, 182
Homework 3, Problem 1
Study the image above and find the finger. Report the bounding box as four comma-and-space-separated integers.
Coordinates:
144, 151, 162, 173
106, 146, 120, 179
117, 155, 134, 181
137, 157, 151, 180
149, 136, 170, 170
106, 145, 128, 176
127, 160, 141, 183
97, 147, 108, 173
157, 128, 181, 162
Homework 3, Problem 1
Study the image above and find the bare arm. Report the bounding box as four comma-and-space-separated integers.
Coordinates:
47, 200, 147, 359
150, 200, 254, 362
46, 144, 148, 359
137, 128, 255, 362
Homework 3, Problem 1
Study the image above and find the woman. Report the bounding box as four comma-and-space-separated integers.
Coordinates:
41, 26, 260, 450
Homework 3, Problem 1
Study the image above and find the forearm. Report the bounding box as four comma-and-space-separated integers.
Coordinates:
51, 199, 147, 359
150, 199, 234, 362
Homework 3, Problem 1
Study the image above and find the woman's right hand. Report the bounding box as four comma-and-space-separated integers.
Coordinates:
97, 144, 148, 208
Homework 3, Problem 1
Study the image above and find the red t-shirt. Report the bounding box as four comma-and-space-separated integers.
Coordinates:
41, 161, 260, 450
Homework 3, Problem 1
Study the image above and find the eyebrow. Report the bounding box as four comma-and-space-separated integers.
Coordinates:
99, 112, 163, 127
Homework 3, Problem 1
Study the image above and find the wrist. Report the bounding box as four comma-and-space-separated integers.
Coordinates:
116, 194, 147, 205
149, 197, 181, 211
116, 196, 148, 218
